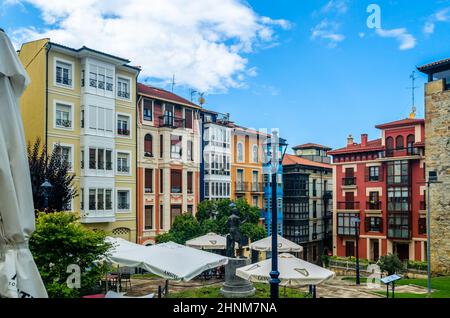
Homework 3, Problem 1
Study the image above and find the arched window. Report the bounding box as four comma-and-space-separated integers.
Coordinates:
396, 135, 404, 150
407, 134, 415, 154
252, 144, 258, 163
144, 134, 153, 156
386, 137, 394, 157
237, 142, 244, 162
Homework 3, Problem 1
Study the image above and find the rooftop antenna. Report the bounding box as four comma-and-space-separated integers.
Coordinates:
407, 71, 418, 119
190, 89, 198, 102
171, 74, 176, 93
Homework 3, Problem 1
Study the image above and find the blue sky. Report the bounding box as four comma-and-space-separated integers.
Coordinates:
1, 0, 449, 151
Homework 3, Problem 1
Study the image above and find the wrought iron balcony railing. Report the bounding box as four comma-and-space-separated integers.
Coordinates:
366, 201, 382, 210
159, 115, 185, 128
337, 201, 360, 210
342, 177, 356, 186
56, 119, 72, 128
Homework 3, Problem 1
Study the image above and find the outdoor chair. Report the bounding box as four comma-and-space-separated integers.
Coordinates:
120, 273, 132, 291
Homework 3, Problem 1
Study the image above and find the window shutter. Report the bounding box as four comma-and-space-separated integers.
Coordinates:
365, 166, 370, 182
365, 217, 370, 232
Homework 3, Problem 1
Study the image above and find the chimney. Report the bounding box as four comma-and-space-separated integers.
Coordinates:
361, 134, 368, 147
347, 134, 354, 146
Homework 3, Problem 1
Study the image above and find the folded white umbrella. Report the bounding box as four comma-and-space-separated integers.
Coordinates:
105, 291, 154, 298
249, 235, 303, 253
186, 232, 229, 250
0, 29, 48, 298
105, 237, 228, 281
236, 253, 335, 287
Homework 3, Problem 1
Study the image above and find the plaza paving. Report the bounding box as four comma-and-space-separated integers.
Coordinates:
119, 276, 430, 298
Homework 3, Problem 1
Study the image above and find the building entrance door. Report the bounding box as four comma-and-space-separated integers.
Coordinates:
372, 240, 380, 261
346, 241, 355, 257
394, 242, 409, 261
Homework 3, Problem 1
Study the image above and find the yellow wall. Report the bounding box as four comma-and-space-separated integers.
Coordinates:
231, 131, 264, 208
18, 38, 48, 146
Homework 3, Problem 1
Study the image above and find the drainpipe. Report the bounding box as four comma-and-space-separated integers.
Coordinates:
45, 43, 51, 160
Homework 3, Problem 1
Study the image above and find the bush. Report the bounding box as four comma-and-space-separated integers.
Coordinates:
377, 253, 405, 275
30, 212, 111, 298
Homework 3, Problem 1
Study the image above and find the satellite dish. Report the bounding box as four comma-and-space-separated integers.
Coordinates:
198, 93, 205, 106
409, 106, 416, 119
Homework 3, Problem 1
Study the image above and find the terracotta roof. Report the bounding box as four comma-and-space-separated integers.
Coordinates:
137, 83, 200, 108
292, 143, 331, 151
418, 58, 450, 74
282, 154, 332, 169
328, 138, 383, 155
375, 118, 424, 129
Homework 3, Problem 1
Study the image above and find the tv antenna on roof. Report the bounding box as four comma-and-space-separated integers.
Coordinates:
407, 71, 418, 119
171, 74, 176, 93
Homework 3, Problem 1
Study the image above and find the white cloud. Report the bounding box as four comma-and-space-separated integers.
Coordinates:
375, 28, 416, 50
423, 7, 450, 35
321, 0, 348, 15
311, 20, 345, 48
10, 0, 290, 92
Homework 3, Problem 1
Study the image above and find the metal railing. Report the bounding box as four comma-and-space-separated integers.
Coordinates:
118, 91, 130, 98
117, 128, 130, 136
379, 147, 424, 158
342, 177, 356, 186
337, 201, 360, 210
159, 115, 185, 128
366, 201, 382, 210
56, 119, 72, 128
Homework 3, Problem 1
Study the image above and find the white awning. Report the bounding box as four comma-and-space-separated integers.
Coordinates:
186, 232, 229, 250
249, 235, 303, 253
236, 253, 335, 286
0, 29, 48, 298
105, 237, 228, 281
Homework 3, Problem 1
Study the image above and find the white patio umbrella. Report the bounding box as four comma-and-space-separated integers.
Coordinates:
105, 237, 228, 281
186, 232, 228, 250
249, 235, 303, 253
0, 29, 48, 298
236, 253, 335, 287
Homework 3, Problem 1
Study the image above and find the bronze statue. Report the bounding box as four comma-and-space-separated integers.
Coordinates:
225, 203, 247, 258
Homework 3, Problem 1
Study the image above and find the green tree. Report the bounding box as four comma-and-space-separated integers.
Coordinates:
377, 253, 405, 275
156, 213, 202, 244
27, 138, 77, 213
30, 212, 111, 298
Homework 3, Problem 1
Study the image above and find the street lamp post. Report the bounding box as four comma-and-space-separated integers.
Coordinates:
354, 217, 361, 286
40, 179, 52, 210
265, 131, 288, 299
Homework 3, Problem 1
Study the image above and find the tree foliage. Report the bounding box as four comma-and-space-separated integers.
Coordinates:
156, 198, 266, 244
30, 212, 112, 298
377, 253, 405, 275
27, 138, 77, 212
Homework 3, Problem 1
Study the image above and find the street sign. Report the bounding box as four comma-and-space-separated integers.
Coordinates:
381, 274, 402, 285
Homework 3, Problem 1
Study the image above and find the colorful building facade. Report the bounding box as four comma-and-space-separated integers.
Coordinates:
230, 126, 265, 211
136, 84, 201, 245
262, 137, 286, 236
18, 39, 140, 241
329, 119, 427, 261
199, 111, 232, 201
282, 144, 333, 263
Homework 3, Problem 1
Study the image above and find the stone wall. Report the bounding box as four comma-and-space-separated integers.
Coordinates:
424, 79, 450, 275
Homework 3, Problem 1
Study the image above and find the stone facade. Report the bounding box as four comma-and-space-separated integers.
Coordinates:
424, 79, 450, 275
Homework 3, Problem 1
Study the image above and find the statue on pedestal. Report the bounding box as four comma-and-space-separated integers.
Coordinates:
225, 203, 247, 258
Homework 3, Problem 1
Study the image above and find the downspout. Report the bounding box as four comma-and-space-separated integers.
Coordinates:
45, 43, 51, 160
135, 79, 141, 244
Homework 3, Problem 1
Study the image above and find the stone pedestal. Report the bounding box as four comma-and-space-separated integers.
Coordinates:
220, 258, 255, 298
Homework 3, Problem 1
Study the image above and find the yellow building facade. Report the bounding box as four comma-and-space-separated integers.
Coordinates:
18, 39, 140, 242
230, 126, 265, 210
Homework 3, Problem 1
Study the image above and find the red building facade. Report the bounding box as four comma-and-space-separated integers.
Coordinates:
328, 118, 427, 261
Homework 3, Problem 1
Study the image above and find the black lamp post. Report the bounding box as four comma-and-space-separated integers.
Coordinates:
354, 216, 361, 286
40, 179, 52, 210
265, 131, 288, 299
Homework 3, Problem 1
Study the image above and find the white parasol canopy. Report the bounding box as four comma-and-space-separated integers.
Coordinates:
249, 235, 303, 253
105, 237, 228, 281
186, 232, 229, 250
236, 253, 335, 286
0, 29, 48, 298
